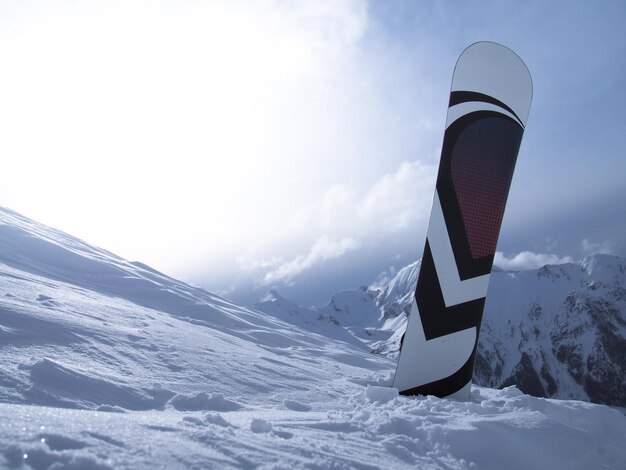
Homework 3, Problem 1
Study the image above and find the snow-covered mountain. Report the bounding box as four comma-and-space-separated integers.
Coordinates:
253, 285, 393, 347
475, 256, 626, 407
257, 253, 626, 408
1, 205, 625, 469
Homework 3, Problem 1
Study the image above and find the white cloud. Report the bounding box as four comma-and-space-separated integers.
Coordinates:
357, 160, 436, 232
581, 238, 613, 256
237, 255, 284, 273
262, 236, 360, 285
292, 159, 437, 236
370, 265, 398, 291
494, 251, 574, 271
246, 158, 436, 287
320, 183, 358, 229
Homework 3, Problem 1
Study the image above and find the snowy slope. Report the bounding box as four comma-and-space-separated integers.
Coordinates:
1, 205, 625, 469
0, 206, 384, 409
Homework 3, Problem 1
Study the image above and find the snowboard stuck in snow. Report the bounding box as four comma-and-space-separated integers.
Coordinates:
393, 42, 533, 399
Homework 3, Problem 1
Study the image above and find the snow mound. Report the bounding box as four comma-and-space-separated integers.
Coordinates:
168, 392, 241, 412
182, 412, 233, 428
249, 418, 273, 433
365, 385, 399, 403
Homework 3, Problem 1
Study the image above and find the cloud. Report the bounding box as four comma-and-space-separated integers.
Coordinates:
262, 236, 360, 285
370, 265, 398, 291
581, 238, 613, 256
494, 251, 574, 271
357, 160, 436, 232
245, 158, 436, 289
293, 159, 437, 235
238, 256, 284, 273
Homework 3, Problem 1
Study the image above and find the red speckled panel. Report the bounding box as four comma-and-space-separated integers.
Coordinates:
450, 116, 521, 259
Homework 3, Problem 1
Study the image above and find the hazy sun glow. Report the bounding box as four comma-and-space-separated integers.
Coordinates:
1, 0, 375, 269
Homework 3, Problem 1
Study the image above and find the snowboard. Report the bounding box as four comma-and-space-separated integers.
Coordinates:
393, 42, 533, 399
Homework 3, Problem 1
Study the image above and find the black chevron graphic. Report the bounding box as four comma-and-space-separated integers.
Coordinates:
449, 90, 524, 126
415, 241, 486, 340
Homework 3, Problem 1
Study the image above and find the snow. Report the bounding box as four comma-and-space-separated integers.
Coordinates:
2, 389, 625, 469
364, 385, 399, 403
169, 392, 242, 412
1, 205, 626, 469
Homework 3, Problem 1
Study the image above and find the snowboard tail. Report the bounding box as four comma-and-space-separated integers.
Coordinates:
393, 42, 532, 399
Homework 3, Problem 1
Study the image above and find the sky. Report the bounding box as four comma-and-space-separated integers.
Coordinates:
1, 0, 625, 306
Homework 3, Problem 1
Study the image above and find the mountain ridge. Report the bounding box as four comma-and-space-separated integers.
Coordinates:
254, 253, 626, 407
